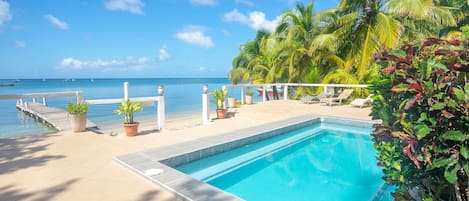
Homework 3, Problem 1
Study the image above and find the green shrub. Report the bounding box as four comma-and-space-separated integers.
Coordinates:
66, 101, 89, 115
212, 89, 228, 109
114, 99, 143, 124
371, 37, 468, 200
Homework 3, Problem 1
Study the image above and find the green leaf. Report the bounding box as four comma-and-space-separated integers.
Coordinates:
432, 102, 445, 110
442, 130, 466, 141
417, 112, 428, 123
452, 88, 465, 101
392, 49, 406, 58
416, 125, 432, 140
432, 157, 453, 168
444, 163, 460, 184
391, 84, 410, 92
461, 145, 469, 159
431, 61, 449, 71
392, 161, 401, 171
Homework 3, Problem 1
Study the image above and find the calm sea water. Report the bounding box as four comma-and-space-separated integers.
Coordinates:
0, 78, 246, 138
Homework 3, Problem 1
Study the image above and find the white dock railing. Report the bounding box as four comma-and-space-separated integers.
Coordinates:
85, 82, 165, 131
0, 82, 166, 131
223, 83, 369, 103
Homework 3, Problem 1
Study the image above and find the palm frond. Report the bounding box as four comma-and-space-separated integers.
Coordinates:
374, 12, 402, 48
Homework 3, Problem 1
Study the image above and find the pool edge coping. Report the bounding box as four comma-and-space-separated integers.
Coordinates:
114, 115, 378, 201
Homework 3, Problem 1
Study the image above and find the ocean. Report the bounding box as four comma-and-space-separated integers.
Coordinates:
0, 78, 247, 138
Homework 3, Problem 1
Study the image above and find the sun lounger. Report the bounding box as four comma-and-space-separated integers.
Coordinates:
301, 92, 329, 104
350, 95, 373, 108
323, 89, 354, 106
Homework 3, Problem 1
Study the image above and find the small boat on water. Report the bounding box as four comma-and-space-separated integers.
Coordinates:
257, 86, 283, 96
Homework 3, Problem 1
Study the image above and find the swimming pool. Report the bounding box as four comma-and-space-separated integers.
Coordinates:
176, 123, 383, 201
115, 116, 391, 201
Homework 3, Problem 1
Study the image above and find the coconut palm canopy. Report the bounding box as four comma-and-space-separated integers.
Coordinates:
228, 0, 468, 96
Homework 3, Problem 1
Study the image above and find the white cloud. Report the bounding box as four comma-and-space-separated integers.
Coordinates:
175, 25, 214, 48
14, 40, 26, 48
199, 66, 207, 71
190, 0, 217, 6
59, 56, 151, 71
234, 0, 254, 7
105, 0, 144, 14
44, 14, 69, 30
0, 0, 12, 27
223, 9, 281, 32
159, 47, 170, 61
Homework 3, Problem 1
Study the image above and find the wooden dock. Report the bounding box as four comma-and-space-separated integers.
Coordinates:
17, 102, 97, 131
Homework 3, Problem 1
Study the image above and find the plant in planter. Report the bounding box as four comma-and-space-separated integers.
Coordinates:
371, 37, 468, 200
227, 96, 236, 108
212, 89, 228, 119
245, 90, 254, 104
114, 99, 143, 137
66, 101, 89, 132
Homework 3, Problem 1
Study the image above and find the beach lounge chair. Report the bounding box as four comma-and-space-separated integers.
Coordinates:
322, 89, 354, 106
300, 92, 329, 104
350, 94, 373, 108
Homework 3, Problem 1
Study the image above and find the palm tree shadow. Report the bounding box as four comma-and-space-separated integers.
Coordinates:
0, 178, 79, 201
0, 134, 66, 175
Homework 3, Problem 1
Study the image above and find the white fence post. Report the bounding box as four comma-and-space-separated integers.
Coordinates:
241, 87, 245, 105
124, 82, 129, 100
76, 91, 83, 103
262, 85, 266, 102
157, 85, 165, 131
283, 84, 288, 100
202, 84, 210, 125
42, 97, 47, 106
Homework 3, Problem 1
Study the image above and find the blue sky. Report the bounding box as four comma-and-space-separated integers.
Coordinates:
0, 0, 338, 79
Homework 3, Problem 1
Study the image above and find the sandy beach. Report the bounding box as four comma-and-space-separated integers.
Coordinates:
0, 100, 372, 201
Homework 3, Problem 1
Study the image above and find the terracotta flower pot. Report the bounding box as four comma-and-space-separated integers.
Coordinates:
69, 113, 87, 132
216, 109, 226, 119
124, 122, 139, 137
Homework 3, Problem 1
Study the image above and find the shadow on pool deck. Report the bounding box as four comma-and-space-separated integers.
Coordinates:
0, 134, 66, 175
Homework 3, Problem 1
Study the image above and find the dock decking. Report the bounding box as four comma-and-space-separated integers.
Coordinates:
17, 102, 97, 131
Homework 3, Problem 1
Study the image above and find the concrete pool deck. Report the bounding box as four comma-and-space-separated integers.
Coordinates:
0, 100, 372, 201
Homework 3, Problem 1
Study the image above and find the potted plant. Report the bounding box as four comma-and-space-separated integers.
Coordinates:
245, 90, 254, 105
212, 89, 227, 119
114, 99, 143, 137
227, 96, 236, 108
66, 101, 89, 132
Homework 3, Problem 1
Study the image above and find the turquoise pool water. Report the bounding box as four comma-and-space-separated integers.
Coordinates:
176, 123, 388, 201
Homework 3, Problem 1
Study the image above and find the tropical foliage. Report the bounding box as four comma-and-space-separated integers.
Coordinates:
114, 99, 143, 124
66, 101, 89, 115
228, 0, 466, 97
212, 89, 228, 109
370, 37, 468, 200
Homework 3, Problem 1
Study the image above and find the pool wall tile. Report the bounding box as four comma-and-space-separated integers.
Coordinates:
115, 115, 376, 201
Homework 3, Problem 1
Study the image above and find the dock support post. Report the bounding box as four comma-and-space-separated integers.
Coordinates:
42, 97, 47, 106
76, 91, 83, 103
124, 82, 129, 100
32, 98, 36, 103
241, 87, 245, 105
202, 84, 210, 125
283, 84, 289, 101
262, 85, 266, 102
157, 85, 165, 131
